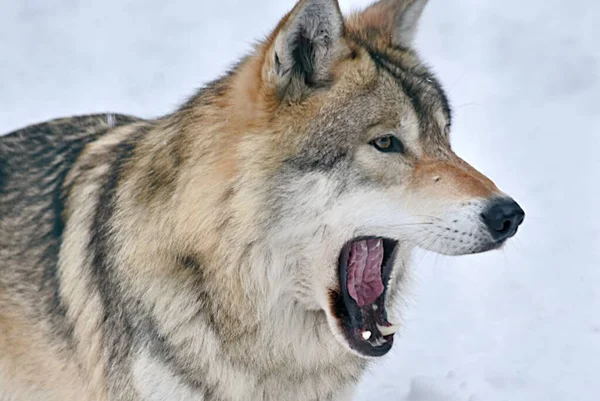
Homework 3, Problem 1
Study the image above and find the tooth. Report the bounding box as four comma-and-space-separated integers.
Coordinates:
361, 331, 372, 340
375, 337, 387, 346
376, 323, 401, 337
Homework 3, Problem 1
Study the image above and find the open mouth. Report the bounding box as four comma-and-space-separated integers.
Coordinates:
332, 236, 399, 357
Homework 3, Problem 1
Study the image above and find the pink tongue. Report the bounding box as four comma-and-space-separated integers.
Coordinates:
347, 238, 385, 307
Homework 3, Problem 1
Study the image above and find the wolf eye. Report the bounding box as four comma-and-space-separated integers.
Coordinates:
370, 135, 404, 153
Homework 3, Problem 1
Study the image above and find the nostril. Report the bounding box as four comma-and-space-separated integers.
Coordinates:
499, 219, 513, 234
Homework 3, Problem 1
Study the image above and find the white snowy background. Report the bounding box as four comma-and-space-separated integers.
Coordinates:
1, 0, 599, 400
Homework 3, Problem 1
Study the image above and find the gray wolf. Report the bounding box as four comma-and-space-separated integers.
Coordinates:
0, 0, 524, 400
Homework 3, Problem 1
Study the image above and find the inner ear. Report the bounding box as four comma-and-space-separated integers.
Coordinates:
289, 30, 320, 86
264, 0, 345, 100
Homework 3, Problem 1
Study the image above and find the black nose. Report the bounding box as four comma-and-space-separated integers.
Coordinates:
481, 199, 525, 242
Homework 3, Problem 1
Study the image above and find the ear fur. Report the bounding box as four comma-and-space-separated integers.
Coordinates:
357, 0, 429, 48
262, 0, 345, 100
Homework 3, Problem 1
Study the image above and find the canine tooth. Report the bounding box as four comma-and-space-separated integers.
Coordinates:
376, 323, 401, 337
361, 331, 372, 340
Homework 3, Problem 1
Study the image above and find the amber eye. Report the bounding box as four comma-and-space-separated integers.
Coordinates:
370, 135, 405, 153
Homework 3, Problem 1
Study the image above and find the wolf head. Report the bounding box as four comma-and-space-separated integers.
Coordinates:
175, 0, 524, 359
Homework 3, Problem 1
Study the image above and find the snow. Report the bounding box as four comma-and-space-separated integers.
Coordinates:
1, 1, 599, 400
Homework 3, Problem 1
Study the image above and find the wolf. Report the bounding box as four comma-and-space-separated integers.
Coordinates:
0, 0, 525, 400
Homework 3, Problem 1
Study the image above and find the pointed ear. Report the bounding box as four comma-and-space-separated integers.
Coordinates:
262, 0, 345, 100
359, 0, 428, 48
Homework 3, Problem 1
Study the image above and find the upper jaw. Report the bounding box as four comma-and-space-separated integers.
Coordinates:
416, 227, 506, 256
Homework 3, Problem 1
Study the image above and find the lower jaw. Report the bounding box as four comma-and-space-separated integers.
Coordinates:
339, 296, 397, 357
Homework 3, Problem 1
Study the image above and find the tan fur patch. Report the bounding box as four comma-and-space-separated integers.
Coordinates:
0, 305, 88, 401
409, 156, 500, 200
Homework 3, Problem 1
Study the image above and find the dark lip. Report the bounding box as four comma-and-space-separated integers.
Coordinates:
332, 236, 399, 357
